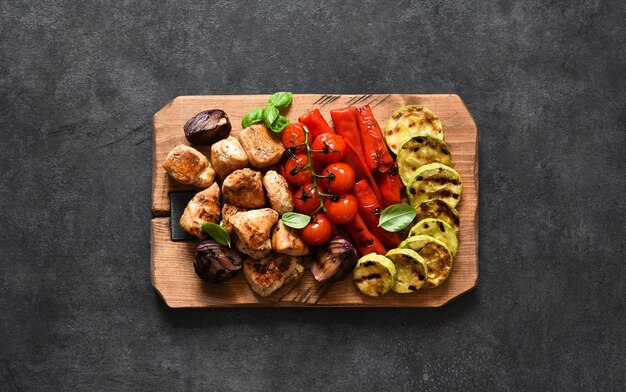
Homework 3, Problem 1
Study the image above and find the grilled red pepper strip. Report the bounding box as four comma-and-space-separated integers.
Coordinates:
352, 180, 403, 248
330, 107, 363, 160
299, 108, 334, 142
357, 105, 395, 173
342, 213, 387, 256
373, 164, 403, 207
342, 139, 383, 206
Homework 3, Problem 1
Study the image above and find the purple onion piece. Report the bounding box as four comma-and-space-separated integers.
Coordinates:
194, 240, 242, 283
184, 109, 231, 145
311, 235, 358, 283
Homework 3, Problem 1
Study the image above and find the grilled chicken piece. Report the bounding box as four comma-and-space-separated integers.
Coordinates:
162, 145, 215, 187
243, 255, 305, 297
262, 170, 294, 216
230, 208, 279, 259
179, 183, 220, 239
222, 168, 265, 208
210, 136, 248, 179
235, 240, 260, 261
220, 203, 247, 236
271, 220, 310, 256
237, 124, 285, 168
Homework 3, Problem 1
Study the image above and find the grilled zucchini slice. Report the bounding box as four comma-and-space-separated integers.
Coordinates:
386, 248, 428, 293
384, 105, 444, 154
414, 199, 460, 233
400, 235, 453, 288
353, 254, 396, 297
408, 218, 458, 256
397, 135, 452, 186
407, 163, 463, 208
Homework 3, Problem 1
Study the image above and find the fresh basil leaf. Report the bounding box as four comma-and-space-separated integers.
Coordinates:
268, 92, 293, 110
281, 212, 311, 229
378, 204, 416, 232
242, 108, 264, 128
263, 106, 279, 127
269, 115, 290, 133
202, 222, 231, 247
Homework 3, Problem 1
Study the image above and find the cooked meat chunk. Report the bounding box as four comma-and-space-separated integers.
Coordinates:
210, 136, 248, 179
243, 255, 304, 297
221, 168, 265, 208
235, 239, 260, 261
162, 145, 215, 187
229, 208, 279, 259
220, 203, 247, 236
193, 165, 215, 187
271, 220, 310, 256
262, 170, 294, 216
179, 183, 220, 238
237, 124, 285, 168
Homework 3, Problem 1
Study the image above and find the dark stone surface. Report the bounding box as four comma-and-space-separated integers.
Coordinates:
1, 1, 624, 390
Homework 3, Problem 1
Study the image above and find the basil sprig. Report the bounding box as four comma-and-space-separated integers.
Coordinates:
272, 115, 289, 132
378, 204, 416, 232
241, 91, 292, 133
241, 108, 264, 128
263, 106, 279, 126
201, 222, 231, 247
268, 92, 292, 109
281, 212, 311, 229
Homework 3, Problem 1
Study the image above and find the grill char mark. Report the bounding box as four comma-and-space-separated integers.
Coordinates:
354, 273, 382, 283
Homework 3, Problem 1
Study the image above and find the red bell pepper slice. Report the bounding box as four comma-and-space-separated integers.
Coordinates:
357, 105, 395, 173
342, 213, 387, 256
299, 108, 334, 142
342, 139, 383, 206
373, 164, 403, 207
352, 180, 403, 248
330, 107, 363, 160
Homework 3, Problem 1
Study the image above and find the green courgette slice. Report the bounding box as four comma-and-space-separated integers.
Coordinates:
384, 105, 444, 154
408, 218, 458, 256
400, 235, 453, 288
414, 199, 460, 233
353, 254, 396, 297
397, 135, 452, 186
407, 163, 463, 208
386, 248, 428, 293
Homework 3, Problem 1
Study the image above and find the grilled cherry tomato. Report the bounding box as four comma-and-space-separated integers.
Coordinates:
283, 154, 312, 187
281, 122, 307, 152
321, 162, 355, 194
324, 194, 358, 224
311, 133, 347, 164
300, 213, 332, 246
293, 184, 321, 215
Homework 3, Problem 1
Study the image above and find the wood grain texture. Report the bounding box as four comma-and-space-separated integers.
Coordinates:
151, 94, 478, 307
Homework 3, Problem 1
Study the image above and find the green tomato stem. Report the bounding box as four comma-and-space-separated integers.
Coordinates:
317, 191, 335, 198
303, 126, 327, 213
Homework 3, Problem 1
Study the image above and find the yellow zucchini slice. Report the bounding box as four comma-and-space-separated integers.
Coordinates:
414, 199, 460, 233
397, 135, 452, 186
386, 248, 428, 293
384, 105, 444, 154
407, 163, 463, 208
400, 235, 453, 288
353, 254, 396, 297
408, 218, 458, 256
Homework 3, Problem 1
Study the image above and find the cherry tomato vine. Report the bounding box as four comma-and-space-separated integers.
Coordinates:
285, 126, 348, 214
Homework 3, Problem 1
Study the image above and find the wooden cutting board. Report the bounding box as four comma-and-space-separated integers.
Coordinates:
151, 94, 478, 307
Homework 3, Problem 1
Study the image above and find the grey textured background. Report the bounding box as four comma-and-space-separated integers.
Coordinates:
1, 1, 624, 391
